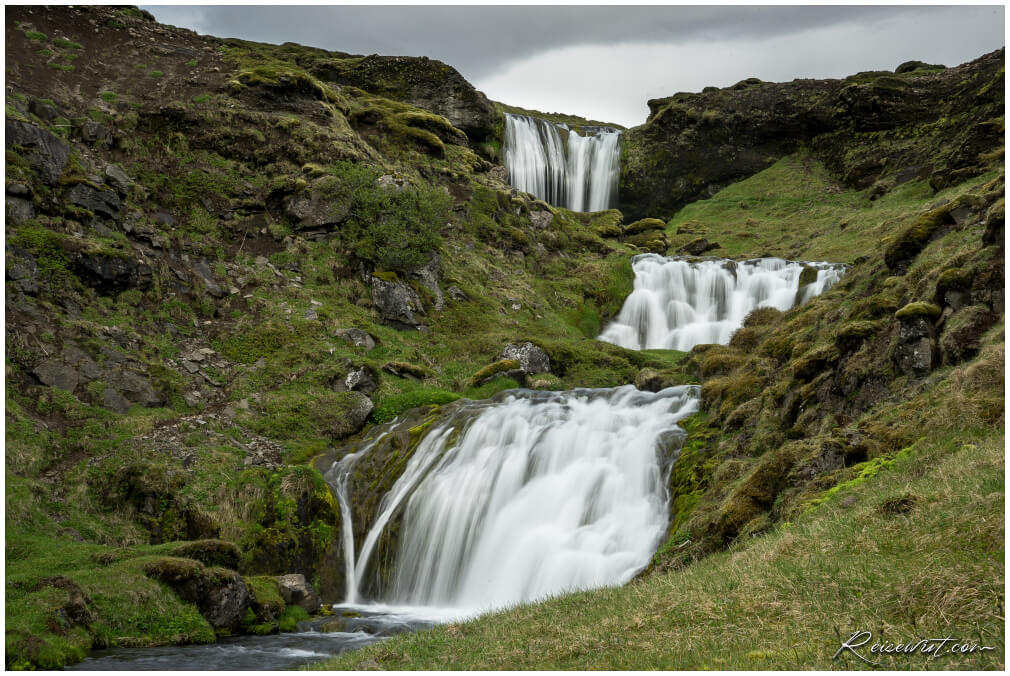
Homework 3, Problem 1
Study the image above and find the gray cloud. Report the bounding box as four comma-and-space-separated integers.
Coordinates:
141, 5, 1004, 127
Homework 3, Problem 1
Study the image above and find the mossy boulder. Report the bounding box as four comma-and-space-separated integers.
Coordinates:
939, 305, 997, 364
792, 344, 839, 382
835, 320, 885, 354
143, 557, 252, 633
625, 231, 670, 254
470, 358, 522, 387
623, 218, 666, 236
895, 301, 942, 321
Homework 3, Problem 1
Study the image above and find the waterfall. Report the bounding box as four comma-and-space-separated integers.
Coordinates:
503, 113, 621, 212
598, 254, 845, 351
325, 385, 699, 613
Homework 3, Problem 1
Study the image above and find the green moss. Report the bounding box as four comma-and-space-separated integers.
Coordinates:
24, 30, 47, 41
623, 218, 666, 235
935, 267, 971, 293
797, 265, 818, 287
469, 359, 520, 386
895, 302, 941, 320
371, 388, 460, 424
836, 320, 884, 341
791, 344, 839, 382
52, 38, 83, 49
371, 270, 398, 282
278, 605, 310, 632
150, 70, 163, 78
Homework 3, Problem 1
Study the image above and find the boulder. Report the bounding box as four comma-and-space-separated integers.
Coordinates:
275, 573, 322, 614
371, 276, 425, 328
939, 305, 997, 365
104, 164, 134, 194
5, 120, 70, 185
332, 391, 374, 438
344, 366, 378, 396
6, 249, 39, 295
634, 367, 674, 392
29, 98, 61, 122
893, 337, 936, 376
74, 253, 152, 294
143, 558, 251, 633
32, 359, 79, 392
284, 176, 352, 230
6, 195, 35, 224
407, 254, 444, 311
103, 370, 164, 409
499, 342, 550, 375
677, 237, 720, 256
66, 183, 121, 220
333, 328, 377, 351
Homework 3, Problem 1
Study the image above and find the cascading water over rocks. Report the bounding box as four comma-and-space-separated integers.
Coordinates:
325, 385, 699, 613
503, 113, 621, 212
599, 254, 845, 351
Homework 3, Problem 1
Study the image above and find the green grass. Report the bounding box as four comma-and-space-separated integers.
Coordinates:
312, 429, 1003, 670
665, 152, 999, 263
53, 37, 83, 49
23, 30, 47, 41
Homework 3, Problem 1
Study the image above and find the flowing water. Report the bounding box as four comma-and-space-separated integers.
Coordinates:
598, 254, 845, 351
503, 113, 621, 212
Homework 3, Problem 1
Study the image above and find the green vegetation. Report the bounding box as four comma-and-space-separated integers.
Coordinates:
23, 30, 47, 41
53, 37, 83, 49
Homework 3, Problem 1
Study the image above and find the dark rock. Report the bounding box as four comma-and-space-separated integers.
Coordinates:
897, 315, 934, 342
29, 98, 61, 122
371, 276, 425, 328
275, 573, 321, 614
6, 249, 40, 295
5, 120, 70, 185
143, 559, 251, 632
76, 119, 111, 146
312, 55, 498, 141
634, 367, 669, 392
6, 195, 35, 224
983, 200, 1004, 247
677, 238, 719, 256
152, 211, 176, 227
499, 341, 550, 375
74, 253, 151, 294
333, 328, 377, 351
32, 359, 79, 392
66, 183, 121, 220
895, 60, 945, 73
104, 164, 134, 194
893, 337, 936, 376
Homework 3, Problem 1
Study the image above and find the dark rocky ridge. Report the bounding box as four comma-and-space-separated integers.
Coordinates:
619, 50, 1004, 220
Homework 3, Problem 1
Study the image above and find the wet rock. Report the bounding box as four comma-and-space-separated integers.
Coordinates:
66, 182, 121, 220
371, 276, 425, 328
275, 573, 321, 614
499, 341, 550, 375
635, 367, 669, 392
333, 328, 377, 351
6, 120, 70, 185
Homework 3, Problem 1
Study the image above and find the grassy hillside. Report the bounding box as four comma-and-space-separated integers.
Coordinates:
4, 5, 1003, 670
314, 155, 1005, 670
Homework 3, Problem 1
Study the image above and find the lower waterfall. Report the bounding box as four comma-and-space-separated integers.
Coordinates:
503, 113, 621, 212
598, 254, 845, 351
325, 385, 699, 613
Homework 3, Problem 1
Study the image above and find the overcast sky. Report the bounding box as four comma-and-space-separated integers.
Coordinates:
142, 5, 1005, 127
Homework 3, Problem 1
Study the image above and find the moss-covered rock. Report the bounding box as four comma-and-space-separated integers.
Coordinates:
623, 218, 666, 235
895, 301, 942, 320
469, 358, 521, 386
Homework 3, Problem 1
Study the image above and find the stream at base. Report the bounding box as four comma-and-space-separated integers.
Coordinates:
66, 604, 460, 670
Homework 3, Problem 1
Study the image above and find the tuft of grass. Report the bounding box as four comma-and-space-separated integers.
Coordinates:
24, 30, 47, 41
52, 37, 83, 49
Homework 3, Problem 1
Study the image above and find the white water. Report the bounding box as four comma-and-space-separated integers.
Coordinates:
599, 254, 845, 351
503, 113, 621, 212
329, 385, 699, 614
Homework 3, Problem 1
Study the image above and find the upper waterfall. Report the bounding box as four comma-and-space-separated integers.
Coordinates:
599, 254, 845, 351
325, 385, 699, 613
503, 113, 621, 212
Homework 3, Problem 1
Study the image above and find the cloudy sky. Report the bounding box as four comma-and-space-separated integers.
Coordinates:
142, 4, 1004, 128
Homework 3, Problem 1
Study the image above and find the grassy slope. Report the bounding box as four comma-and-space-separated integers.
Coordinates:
314, 431, 1002, 670
313, 156, 1005, 670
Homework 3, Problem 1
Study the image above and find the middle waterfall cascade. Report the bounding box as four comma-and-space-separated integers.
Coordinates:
599, 254, 845, 351
324, 385, 700, 613
503, 113, 621, 212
